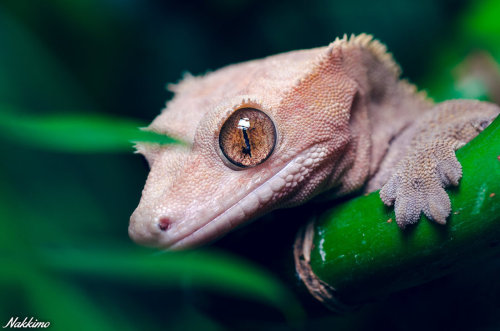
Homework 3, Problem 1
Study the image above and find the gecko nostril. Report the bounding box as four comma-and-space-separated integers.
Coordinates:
158, 217, 171, 232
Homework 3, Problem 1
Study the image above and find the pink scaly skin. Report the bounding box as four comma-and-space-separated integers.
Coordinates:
129, 34, 499, 250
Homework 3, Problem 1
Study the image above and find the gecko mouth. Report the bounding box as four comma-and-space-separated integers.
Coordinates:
165, 148, 315, 250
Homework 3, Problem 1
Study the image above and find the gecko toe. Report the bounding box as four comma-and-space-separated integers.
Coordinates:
394, 195, 423, 228
435, 152, 462, 186
380, 175, 398, 206
423, 187, 451, 225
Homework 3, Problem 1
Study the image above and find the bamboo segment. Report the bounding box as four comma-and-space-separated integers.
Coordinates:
295, 116, 500, 311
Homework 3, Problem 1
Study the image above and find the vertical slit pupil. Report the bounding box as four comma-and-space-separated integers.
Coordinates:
241, 128, 252, 157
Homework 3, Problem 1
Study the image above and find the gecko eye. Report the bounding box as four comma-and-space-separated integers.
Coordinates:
219, 108, 276, 168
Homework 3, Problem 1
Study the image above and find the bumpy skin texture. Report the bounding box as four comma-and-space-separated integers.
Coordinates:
377, 100, 499, 227
129, 34, 500, 249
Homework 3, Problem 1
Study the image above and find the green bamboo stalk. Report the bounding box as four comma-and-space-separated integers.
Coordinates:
294, 115, 500, 312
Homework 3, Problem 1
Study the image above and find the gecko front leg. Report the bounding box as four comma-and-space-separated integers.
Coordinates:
380, 100, 499, 228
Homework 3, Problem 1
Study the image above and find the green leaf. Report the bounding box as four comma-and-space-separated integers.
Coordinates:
0, 262, 124, 331
38, 247, 305, 325
0, 109, 181, 153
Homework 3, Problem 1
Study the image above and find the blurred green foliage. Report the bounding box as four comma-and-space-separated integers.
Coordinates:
0, 110, 181, 152
0, 0, 500, 330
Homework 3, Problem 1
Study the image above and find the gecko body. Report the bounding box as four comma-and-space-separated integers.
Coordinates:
129, 34, 499, 249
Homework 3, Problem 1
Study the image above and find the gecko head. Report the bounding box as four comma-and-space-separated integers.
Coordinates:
129, 45, 357, 249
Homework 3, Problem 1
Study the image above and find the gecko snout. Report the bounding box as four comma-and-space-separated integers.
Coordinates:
128, 208, 164, 247
129, 206, 191, 249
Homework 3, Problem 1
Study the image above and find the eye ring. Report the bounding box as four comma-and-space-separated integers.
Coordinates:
218, 108, 276, 169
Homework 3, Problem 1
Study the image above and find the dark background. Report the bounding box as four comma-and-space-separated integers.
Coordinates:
1, 0, 499, 330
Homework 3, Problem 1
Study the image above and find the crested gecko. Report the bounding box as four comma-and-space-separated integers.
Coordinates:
129, 34, 499, 250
